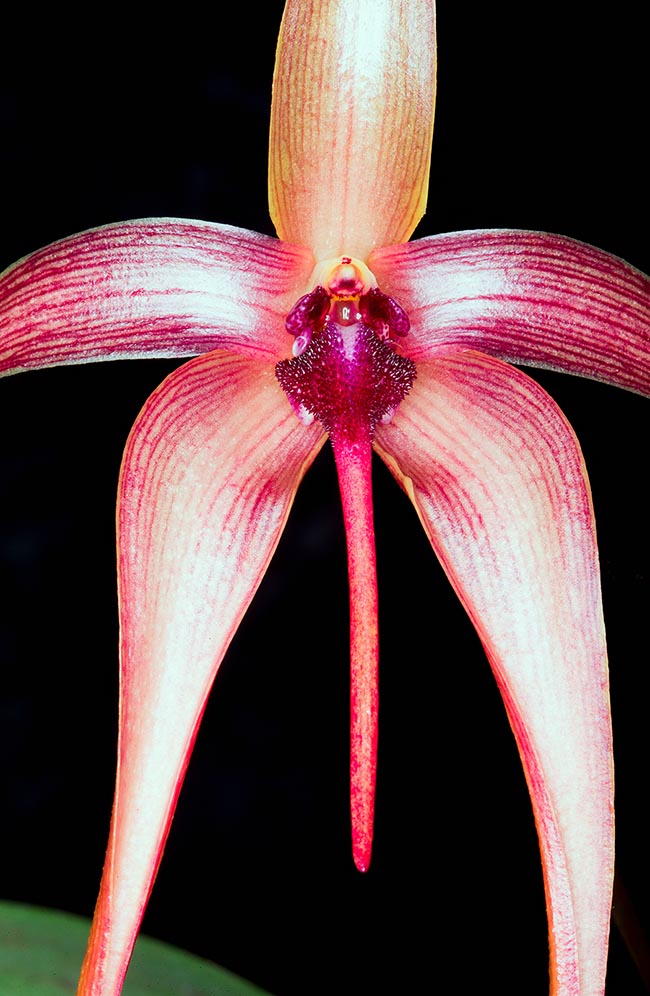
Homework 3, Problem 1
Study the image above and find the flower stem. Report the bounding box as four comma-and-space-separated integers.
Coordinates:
332, 436, 378, 872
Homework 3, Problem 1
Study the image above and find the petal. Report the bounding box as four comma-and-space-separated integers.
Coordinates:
374, 351, 613, 996
0, 219, 314, 376
269, 0, 436, 260
331, 437, 378, 873
77, 351, 325, 994
371, 230, 650, 394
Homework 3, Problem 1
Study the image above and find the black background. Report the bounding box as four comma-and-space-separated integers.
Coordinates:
1, 3, 648, 994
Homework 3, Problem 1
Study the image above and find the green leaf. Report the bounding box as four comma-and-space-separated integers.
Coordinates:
0, 901, 272, 996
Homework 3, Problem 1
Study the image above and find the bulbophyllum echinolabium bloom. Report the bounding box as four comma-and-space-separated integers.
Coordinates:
1, 1, 649, 994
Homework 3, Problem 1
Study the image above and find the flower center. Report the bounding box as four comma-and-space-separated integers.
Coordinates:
275, 257, 416, 444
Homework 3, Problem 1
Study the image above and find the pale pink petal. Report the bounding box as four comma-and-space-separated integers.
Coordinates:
375, 351, 613, 996
77, 351, 325, 995
0, 219, 314, 376
269, 0, 436, 261
371, 230, 650, 394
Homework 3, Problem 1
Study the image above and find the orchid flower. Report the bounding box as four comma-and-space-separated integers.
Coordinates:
1, 1, 649, 995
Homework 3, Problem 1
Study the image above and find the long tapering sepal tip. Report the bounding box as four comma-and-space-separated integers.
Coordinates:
332, 438, 379, 878
353, 841, 372, 873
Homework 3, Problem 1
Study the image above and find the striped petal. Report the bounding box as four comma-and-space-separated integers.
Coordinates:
371, 230, 650, 394
269, 0, 436, 261
77, 351, 325, 995
0, 219, 314, 376
374, 351, 614, 996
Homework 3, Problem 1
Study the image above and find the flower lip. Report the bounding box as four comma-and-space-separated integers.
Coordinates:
276, 320, 416, 444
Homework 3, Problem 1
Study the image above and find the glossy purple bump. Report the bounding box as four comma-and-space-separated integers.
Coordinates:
285, 285, 330, 336
359, 287, 410, 338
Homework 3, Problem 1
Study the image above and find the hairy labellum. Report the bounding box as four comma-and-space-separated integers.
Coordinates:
276, 319, 416, 443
